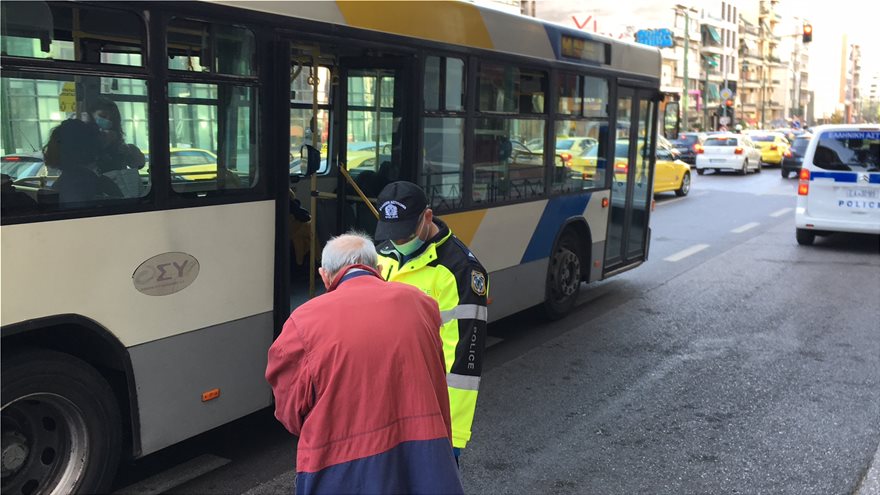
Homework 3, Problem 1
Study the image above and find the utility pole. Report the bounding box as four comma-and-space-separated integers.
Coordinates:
680, 5, 690, 131
759, 0, 767, 129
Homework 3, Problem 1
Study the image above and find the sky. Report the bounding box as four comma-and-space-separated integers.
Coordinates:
531, 0, 877, 117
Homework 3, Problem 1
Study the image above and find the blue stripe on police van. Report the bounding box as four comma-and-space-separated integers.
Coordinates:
810, 171, 857, 183
520, 193, 592, 264
871, 175, 880, 184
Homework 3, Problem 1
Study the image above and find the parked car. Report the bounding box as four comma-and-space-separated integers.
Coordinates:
781, 133, 812, 178
671, 132, 707, 166
747, 131, 790, 166
794, 124, 880, 245
695, 134, 762, 175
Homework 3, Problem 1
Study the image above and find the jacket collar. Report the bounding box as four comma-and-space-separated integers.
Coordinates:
377, 219, 453, 274
327, 264, 383, 292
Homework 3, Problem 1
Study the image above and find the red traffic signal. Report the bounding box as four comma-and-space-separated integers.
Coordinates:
803, 23, 813, 43
724, 99, 734, 108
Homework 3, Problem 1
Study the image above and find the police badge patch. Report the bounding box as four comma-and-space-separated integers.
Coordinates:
471, 270, 487, 296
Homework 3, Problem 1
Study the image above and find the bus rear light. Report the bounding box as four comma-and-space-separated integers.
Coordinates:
601, 197, 609, 208
734, 147, 744, 155
798, 168, 810, 195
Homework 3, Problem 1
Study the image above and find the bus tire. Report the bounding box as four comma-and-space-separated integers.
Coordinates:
543, 231, 582, 320
1, 348, 122, 495
796, 228, 815, 246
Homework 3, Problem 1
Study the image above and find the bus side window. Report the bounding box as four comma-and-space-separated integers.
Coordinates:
166, 19, 259, 196
0, 74, 150, 216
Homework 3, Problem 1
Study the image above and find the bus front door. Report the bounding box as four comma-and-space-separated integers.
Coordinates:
604, 86, 657, 273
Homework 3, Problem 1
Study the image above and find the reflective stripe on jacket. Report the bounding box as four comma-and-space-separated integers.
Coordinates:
377, 219, 488, 449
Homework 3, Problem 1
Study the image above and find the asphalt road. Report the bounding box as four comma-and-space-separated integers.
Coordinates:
113, 168, 880, 495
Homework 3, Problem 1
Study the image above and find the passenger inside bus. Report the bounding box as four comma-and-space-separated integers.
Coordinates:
88, 97, 146, 198
44, 119, 122, 206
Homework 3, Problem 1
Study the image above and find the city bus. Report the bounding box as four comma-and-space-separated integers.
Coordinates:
0, 1, 674, 492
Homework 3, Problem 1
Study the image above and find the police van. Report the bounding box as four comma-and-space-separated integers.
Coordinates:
795, 124, 880, 245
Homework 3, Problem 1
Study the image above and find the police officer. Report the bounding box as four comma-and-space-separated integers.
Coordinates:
374, 181, 488, 465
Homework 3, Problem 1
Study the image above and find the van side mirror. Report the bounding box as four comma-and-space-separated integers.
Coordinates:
299, 144, 320, 177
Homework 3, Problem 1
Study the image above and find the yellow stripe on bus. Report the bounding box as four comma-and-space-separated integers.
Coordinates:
336, 1, 494, 50
442, 209, 488, 247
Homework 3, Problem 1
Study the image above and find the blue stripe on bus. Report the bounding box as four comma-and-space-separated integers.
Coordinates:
521, 193, 592, 264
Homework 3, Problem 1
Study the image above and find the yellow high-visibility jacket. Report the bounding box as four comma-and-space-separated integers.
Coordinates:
377, 220, 488, 449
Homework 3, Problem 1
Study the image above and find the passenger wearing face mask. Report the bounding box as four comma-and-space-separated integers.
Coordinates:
374, 181, 488, 469
88, 98, 146, 198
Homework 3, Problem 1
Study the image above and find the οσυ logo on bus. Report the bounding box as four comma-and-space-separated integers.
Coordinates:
132, 252, 200, 296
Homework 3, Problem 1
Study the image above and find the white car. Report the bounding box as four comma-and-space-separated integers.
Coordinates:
695, 134, 763, 175
795, 124, 880, 245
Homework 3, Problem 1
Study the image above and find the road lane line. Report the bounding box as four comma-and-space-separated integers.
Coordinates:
731, 222, 760, 233
770, 207, 793, 217
663, 244, 710, 262
113, 454, 230, 495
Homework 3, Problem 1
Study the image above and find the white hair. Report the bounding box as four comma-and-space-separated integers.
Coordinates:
321, 232, 378, 277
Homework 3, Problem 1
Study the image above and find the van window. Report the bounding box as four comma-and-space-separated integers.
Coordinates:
813, 131, 880, 172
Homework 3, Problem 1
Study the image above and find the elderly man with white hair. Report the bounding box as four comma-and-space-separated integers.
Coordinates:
266, 232, 463, 495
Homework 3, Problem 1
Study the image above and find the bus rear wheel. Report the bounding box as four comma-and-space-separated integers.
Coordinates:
544, 231, 582, 320
1, 349, 121, 495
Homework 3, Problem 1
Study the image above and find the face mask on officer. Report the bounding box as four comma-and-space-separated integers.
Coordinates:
392, 211, 427, 256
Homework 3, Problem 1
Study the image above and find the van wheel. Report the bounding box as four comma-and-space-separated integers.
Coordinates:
756, 161, 762, 173
675, 172, 690, 197
796, 228, 816, 246
543, 231, 582, 320
738, 160, 749, 175
1, 349, 122, 495
696, 168, 705, 176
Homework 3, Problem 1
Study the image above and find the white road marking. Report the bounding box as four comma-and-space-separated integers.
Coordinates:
731, 222, 760, 234
770, 207, 793, 217
664, 244, 710, 262
113, 454, 230, 495
486, 336, 504, 348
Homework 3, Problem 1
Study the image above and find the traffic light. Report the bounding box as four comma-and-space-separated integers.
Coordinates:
724, 99, 734, 109
803, 23, 812, 43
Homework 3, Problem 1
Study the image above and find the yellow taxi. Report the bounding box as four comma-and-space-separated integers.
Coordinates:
746, 132, 790, 165
613, 140, 691, 196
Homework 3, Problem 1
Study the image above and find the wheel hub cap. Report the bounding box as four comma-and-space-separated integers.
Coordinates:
1, 432, 29, 477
